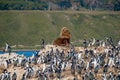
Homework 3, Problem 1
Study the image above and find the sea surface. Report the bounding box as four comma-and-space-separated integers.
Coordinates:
0, 50, 39, 57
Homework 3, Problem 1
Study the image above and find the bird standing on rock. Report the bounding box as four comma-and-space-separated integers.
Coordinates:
12, 71, 17, 80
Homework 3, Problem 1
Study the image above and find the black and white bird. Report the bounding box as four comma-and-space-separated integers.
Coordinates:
89, 70, 95, 80
99, 55, 105, 67
12, 71, 17, 80
3, 60, 8, 69
13, 59, 18, 67
21, 59, 27, 68
92, 58, 98, 68
1, 70, 11, 80
77, 51, 82, 60
108, 72, 114, 80
103, 64, 109, 74
83, 39, 87, 48
35, 69, 41, 78
73, 77, 77, 80
21, 73, 26, 80
57, 67, 61, 80
43, 71, 48, 80
94, 64, 100, 76
84, 72, 90, 80
102, 74, 107, 80
84, 49, 89, 58
108, 51, 115, 67
8, 72, 11, 80
116, 72, 120, 80
71, 60, 76, 75
91, 37, 96, 46
38, 72, 44, 80
76, 63, 82, 76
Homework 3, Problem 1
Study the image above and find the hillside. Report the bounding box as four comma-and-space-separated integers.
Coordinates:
0, 0, 120, 11
0, 10, 120, 49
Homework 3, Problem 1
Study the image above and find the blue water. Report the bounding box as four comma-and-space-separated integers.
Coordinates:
0, 50, 39, 57
0, 51, 4, 54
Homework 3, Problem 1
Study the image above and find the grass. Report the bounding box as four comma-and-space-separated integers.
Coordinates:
0, 10, 120, 49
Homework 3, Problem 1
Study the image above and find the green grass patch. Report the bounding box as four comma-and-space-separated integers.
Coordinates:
0, 11, 120, 49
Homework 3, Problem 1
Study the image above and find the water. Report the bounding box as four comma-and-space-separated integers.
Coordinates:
0, 51, 4, 54
0, 50, 39, 57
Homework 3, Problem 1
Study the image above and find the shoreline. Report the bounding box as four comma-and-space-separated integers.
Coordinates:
0, 49, 40, 52
0, 45, 119, 80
